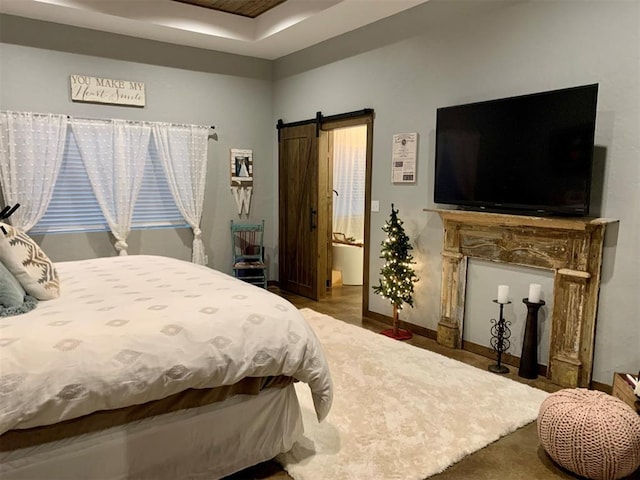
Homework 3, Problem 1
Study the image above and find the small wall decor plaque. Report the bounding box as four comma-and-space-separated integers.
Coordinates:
391, 132, 418, 183
230, 148, 253, 215
70, 74, 146, 107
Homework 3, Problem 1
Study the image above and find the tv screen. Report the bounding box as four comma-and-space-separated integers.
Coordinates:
434, 84, 598, 216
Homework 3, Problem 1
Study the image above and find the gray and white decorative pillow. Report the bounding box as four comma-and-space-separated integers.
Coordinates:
0, 222, 60, 300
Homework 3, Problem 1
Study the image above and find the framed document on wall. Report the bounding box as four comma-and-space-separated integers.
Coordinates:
392, 132, 418, 183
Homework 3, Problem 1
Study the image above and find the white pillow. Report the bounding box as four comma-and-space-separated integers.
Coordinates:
0, 223, 60, 300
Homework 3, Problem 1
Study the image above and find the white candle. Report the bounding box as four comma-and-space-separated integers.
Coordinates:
529, 283, 542, 303
497, 285, 509, 304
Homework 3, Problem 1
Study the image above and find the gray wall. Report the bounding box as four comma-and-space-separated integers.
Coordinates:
273, 0, 639, 385
1, 1, 638, 385
0, 15, 276, 276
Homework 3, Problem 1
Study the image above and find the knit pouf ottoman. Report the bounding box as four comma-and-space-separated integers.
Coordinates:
537, 388, 640, 480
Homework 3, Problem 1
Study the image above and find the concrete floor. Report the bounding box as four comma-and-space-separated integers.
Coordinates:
225, 285, 639, 480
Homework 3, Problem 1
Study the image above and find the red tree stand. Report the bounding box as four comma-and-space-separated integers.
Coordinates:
380, 305, 413, 340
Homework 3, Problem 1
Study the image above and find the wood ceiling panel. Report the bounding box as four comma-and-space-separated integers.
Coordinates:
173, 0, 288, 18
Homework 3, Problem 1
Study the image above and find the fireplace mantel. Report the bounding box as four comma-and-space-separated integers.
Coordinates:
428, 208, 617, 388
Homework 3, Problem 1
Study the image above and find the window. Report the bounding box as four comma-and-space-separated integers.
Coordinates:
31, 130, 187, 235
132, 140, 188, 230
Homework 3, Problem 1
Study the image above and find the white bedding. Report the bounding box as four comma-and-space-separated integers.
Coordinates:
0, 255, 332, 434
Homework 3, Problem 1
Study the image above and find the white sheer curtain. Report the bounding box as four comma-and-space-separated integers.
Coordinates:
152, 123, 209, 265
70, 118, 150, 256
332, 125, 367, 242
0, 111, 67, 230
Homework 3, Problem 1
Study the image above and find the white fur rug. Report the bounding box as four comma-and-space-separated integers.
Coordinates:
277, 308, 549, 480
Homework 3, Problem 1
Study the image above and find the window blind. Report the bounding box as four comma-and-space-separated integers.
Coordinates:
31, 129, 187, 234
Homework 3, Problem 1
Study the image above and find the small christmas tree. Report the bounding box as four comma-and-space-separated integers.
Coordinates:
373, 204, 419, 339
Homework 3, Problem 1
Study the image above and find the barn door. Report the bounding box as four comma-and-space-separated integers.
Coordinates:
278, 122, 327, 300
278, 109, 373, 303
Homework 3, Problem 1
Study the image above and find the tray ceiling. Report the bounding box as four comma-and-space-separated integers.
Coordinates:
173, 0, 288, 19
0, 0, 431, 59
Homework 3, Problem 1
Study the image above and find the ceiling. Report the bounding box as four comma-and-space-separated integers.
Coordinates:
0, 0, 431, 60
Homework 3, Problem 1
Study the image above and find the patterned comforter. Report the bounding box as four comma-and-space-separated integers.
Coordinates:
0, 255, 333, 434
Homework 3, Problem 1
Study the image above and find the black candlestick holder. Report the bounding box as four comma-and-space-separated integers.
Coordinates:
489, 300, 511, 374
518, 298, 545, 379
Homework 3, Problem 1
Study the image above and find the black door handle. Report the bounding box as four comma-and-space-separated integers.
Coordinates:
310, 208, 317, 231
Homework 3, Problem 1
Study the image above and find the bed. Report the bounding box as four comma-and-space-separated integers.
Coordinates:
0, 254, 333, 479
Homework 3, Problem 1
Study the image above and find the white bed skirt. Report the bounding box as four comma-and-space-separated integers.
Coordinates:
1, 385, 302, 480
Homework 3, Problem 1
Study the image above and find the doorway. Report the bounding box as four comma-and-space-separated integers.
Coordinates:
278, 109, 373, 314
329, 125, 366, 291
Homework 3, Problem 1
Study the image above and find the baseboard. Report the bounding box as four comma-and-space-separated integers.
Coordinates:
591, 380, 612, 394
363, 309, 437, 340
364, 311, 619, 390
364, 309, 547, 375
462, 340, 548, 377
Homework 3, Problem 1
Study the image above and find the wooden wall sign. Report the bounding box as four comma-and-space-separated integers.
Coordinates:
230, 148, 253, 215
429, 209, 617, 389
70, 74, 146, 107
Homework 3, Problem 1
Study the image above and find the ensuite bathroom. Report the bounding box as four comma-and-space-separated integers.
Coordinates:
331, 124, 367, 288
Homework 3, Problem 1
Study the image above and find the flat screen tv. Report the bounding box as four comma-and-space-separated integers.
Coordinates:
434, 84, 598, 216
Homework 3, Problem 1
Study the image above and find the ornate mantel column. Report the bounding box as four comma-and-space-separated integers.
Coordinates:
438, 250, 467, 348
